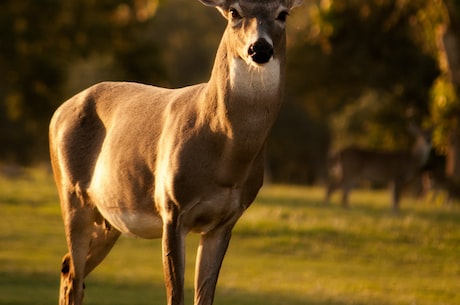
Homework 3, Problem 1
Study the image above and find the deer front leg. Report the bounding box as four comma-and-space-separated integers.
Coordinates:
162, 212, 186, 305
341, 184, 352, 208
325, 179, 339, 205
194, 226, 233, 305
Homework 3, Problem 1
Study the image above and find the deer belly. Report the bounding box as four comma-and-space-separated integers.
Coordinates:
90, 154, 162, 238
97, 205, 163, 239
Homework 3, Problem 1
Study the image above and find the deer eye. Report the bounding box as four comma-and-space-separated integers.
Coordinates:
229, 8, 242, 20
276, 11, 289, 22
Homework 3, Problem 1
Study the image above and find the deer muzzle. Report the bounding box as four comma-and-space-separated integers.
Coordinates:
248, 38, 274, 64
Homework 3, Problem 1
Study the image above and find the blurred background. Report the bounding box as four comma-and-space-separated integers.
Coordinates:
1, 0, 459, 187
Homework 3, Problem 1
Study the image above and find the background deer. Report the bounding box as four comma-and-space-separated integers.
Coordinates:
49, 0, 303, 305
325, 124, 432, 211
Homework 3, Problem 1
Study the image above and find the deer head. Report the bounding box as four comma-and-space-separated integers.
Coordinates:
200, 0, 304, 67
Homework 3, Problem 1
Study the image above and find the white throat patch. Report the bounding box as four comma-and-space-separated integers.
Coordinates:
229, 58, 280, 98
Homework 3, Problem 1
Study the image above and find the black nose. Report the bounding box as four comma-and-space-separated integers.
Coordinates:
248, 38, 274, 64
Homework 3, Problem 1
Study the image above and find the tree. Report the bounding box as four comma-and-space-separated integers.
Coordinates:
428, 0, 460, 194
0, 0, 162, 163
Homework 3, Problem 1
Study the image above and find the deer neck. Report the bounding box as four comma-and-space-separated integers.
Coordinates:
205, 32, 284, 138
200, 31, 285, 184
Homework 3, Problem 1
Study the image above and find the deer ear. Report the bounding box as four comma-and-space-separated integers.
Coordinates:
288, 0, 304, 10
199, 0, 226, 8
199, 0, 230, 19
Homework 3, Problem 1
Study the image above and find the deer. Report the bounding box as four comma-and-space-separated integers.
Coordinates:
324, 125, 432, 211
48, 1, 304, 305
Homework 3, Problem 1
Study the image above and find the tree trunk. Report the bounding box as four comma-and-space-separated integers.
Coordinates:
439, 0, 460, 193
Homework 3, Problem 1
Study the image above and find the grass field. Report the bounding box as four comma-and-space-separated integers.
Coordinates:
1, 167, 459, 305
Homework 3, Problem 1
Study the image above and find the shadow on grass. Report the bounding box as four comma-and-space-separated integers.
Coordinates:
0, 270, 372, 305
0, 271, 59, 305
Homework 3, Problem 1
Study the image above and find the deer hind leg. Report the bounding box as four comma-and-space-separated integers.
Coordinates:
341, 181, 352, 208
59, 190, 95, 305
60, 221, 121, 305
391, 180, 403, 212
59, 188, 120, 305
324, 180, 337, 205
84, 221, 121, 277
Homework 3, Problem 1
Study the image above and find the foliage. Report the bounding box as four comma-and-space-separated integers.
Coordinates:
430, 76, 459, 152
0, 0, 457, 182
423, 0, 460, 156
290, 0, 438, 113
0, 0, 163, 163
1, 169, 459, 304
330, 90, 411, 151
147, 0, 225, 87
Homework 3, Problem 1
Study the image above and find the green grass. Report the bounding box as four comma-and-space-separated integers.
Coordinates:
1, 168, 459, 305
